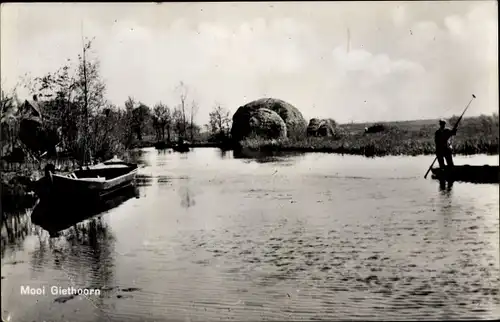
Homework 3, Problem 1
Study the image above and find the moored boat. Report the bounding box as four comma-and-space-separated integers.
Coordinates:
430, 165, 499, 184
154, 141, 171, 150
34, 156, 138, 203
172, 139, 190, 153
172, 144, 190, 153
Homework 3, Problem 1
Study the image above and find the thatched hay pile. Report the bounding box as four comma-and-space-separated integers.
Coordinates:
246, 108, 287, 140
364, 124, 387, 134
231, 98, 307, 142
307, 118, 336, 137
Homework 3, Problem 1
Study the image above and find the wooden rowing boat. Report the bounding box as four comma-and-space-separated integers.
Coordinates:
430, 165, 499, 184
34, 157, 138, 203
154, 141, 171, 150
172, 144, 190, 153
172, 139, 190, 153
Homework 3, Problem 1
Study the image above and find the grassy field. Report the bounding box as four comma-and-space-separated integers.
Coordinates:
236, 114, 499, 157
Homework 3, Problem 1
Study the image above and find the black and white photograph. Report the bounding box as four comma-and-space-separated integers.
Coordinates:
1, 1, 499, 321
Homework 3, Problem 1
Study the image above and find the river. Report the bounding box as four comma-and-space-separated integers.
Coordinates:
1, 148, 499, 321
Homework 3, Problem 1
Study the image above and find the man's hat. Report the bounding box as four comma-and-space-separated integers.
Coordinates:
439, 119, 446, 124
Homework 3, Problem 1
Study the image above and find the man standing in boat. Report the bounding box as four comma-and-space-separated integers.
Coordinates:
435, 119, 457, 169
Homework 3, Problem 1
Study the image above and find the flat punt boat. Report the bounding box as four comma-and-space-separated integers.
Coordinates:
154, 141, 170, 150
172, 144, 190, 153
34, 157, 138, 202
172, 139, 190, 153
431, 165, 499, 184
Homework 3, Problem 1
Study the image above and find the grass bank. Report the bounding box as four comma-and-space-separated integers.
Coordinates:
236, 115, 499, 157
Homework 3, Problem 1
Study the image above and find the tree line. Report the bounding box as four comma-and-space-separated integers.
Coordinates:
1, 39, 232, 167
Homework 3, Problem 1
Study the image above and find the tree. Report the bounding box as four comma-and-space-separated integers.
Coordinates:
152, 102, 171, 142
69, 38, 106, 163
172, 107, 184, 141
24, 62, 79, 156
122, 96, 136, 147
186, 122, 202, 142
1, 89, 21, 157
208, 104, 232, 141
189, 100, 199, 142
175, 81, 189, 139
23, 38, 107, 164
131, 103, 150, 141
76, 39, 107, 116
91, 103, 127, 160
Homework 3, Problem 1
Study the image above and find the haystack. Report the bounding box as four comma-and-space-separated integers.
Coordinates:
364, 124, 386, 134
307, 118, 336, 137
307, 118, 321, 136
245, 108, 287, 140
231, 98, 307, 141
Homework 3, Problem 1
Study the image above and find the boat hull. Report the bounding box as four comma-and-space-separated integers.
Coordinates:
154, 141, 171, 150
172, 145, 190, 153
430, 165, 499, 184
34, 159, 138, 203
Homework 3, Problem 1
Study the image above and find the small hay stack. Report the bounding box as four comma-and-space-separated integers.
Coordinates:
231, 98, 307, 142
307, 118, 336, 137
364, 124, 387, 134
247, 108, 287, 140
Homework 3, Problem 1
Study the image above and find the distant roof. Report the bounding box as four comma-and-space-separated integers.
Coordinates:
22, 95, 42, 119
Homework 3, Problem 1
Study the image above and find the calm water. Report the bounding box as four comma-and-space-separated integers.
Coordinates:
1, 148, 499, 321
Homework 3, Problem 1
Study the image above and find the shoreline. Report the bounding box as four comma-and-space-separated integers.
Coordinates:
232, 143, 500, 158
132, 139, 499, 158
146, 142, 498, 158
232, 145, 500, 158
2, 121, 498, 216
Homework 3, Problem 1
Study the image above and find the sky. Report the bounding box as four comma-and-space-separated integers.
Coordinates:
1, 1, 498, 125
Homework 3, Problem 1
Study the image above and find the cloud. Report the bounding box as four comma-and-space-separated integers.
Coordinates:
391, 6, 407, 27
398, 3, 497, 118
1, 2, 497, 125
332, 48, 425, 77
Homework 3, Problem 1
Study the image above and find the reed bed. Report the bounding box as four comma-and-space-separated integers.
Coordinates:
236, 115, 499, 157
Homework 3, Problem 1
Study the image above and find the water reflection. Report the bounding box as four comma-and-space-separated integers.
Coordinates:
232, 149, 305, 161
135, 174, 154, 187
1, 193, 37, 218
29, 216, 116, 308
437, 181, 454, 246
219, 149, 230, 159
439, 180, 454, 194
0, 211, 34, 258
61, 217, 115, 291
124, 149, 148, 165
31, 185, 139, 235
179, 180, 196, 209
156, 149, 172, 156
